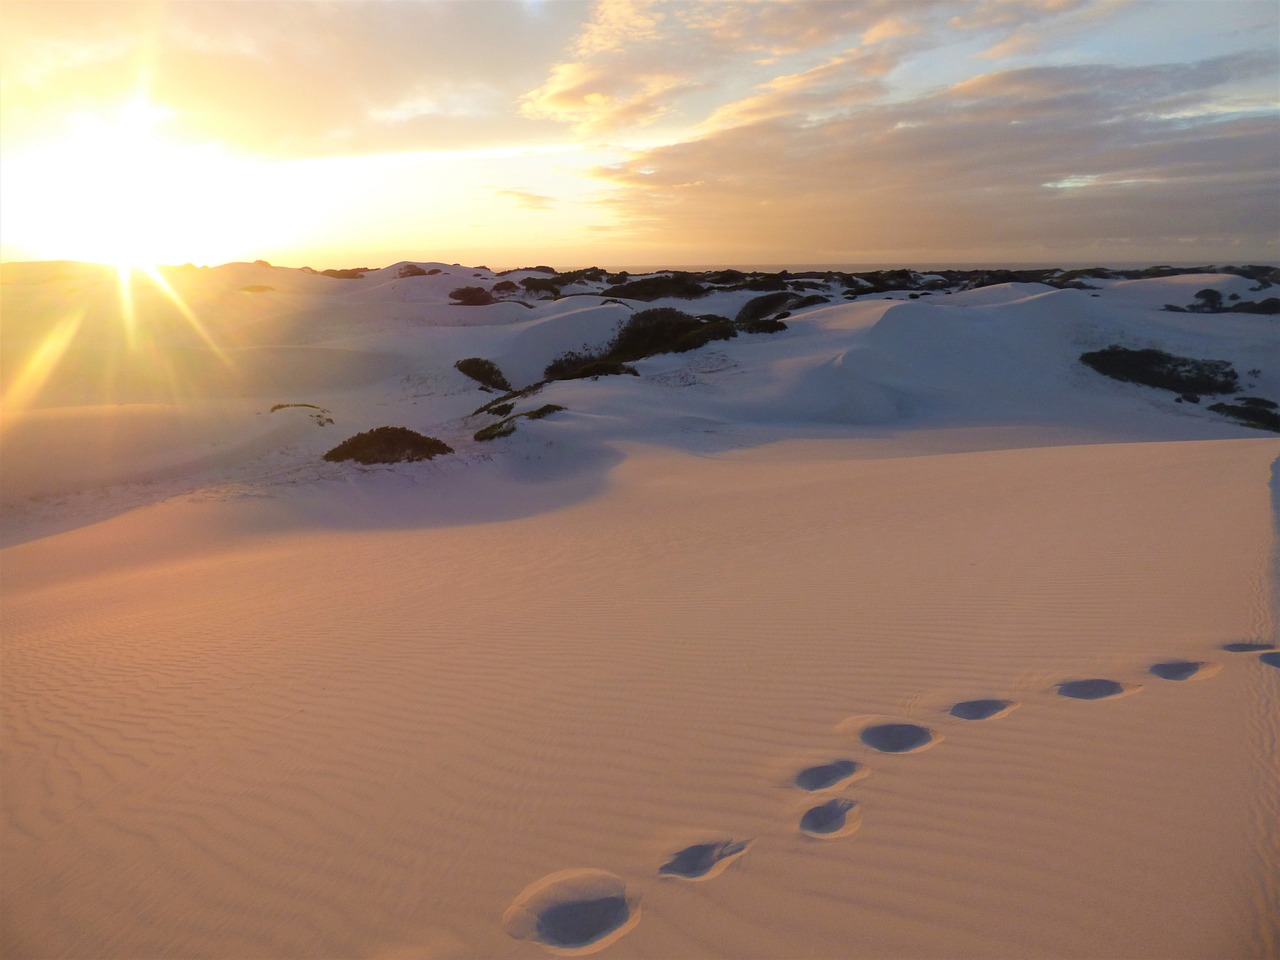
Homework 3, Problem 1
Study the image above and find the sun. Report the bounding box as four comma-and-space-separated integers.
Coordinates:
0, 96, 286, 270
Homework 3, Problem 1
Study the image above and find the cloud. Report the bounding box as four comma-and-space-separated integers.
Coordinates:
520, 0, 1129, 138
0, 1, 579, 158
498, 189, 556, 210
520, 61, 700, 134
590, 52, 1280, 262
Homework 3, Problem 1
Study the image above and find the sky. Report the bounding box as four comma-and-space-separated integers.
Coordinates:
1, 0, 1277, 270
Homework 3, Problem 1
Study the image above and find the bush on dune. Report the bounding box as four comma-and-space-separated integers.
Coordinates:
454, 357, 513, 391
1207, 397, 1280, 433
542, 307, 739, 380
1079, 345, 1240, 396
323, 427, 453, 464
450, 286, 497, 306
600, 273, 709, 301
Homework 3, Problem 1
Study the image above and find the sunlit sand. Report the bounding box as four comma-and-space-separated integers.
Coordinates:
2, 260, 1278, 958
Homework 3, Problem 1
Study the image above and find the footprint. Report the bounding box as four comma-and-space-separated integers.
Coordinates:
949, 699, 1018, 721
1221, 641, 1277, 653
794, 759, 864, 791
1260, 651, 1280, 668
799, 798, 861, 839
659, 839, 751, 880
860, 722, 939, 753
502, 869, 640, 954
1149, 660, 1221, 681
1056, 679, 1137, 700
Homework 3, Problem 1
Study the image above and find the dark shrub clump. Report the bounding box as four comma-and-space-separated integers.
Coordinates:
1079, 346, 1240, 396
601, 273, 708, 301
1207, 397, 1280, 433
454, 357, 513, 391
609, 307, 736, 360
398, 263, 427, 278
323, 427, 453, 464
450, 286, 497, 306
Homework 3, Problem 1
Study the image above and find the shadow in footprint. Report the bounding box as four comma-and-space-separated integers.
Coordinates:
795, 760, 861, 791
949, 699, 1017, 721
1057, 679, 1129, 700
861, 723, 937, 753
1222, 641, 1277, 653
536, 898, 629, 949
1150, 660, 1212, 681
800, 798, 860, 838
502, 868, 639, 954
1260, 651, 1280, 668
659, 840, 750, 880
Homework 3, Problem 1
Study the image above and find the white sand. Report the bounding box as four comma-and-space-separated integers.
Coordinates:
2, 262, 1278, 958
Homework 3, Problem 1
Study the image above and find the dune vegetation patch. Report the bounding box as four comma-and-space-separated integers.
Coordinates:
1206, 397, 1280, 433
474, 404, 566, 441
454, 357, 513, 392
322, 426, 453, 464
600, 272, 709, 301
1079, 345, 1240, 397
544, 307, 779, 381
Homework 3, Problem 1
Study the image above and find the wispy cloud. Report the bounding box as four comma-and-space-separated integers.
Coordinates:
591, 51, 1280, 262
497, 189, 556, 211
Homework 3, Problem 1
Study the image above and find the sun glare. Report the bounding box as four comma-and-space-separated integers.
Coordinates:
0, 97, 292, 269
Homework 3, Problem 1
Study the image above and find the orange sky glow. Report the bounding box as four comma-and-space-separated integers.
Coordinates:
2, 0, 1277, 271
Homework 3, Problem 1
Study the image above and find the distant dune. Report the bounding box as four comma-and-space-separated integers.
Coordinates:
2, 259, 1277, 958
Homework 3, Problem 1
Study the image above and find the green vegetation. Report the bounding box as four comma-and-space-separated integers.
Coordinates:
454, 357, 513, 391
323, 427, 453, 464
1079, 346, 1239, 397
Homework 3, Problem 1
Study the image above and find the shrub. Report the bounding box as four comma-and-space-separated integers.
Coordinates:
737, 317, 788, 334
323, 427, 453, 464
1079, 346, 1240, 396
1227, 298, 1280, 315
241, 284, 273, 293
398, 263, 427, 278
1207, 397, 1280, 433
1193, 288, 1223, 310
473, 404, 566, 441
736, 292, 801, 324
450, 285, 496, 306
544, 352, 638, 380
321, 268, 368, 279
492, 280, 519, 294
600, 273, 708, 301
474, 420, 518, 441
455, 357, 513, 391
609, 307, 736, 361
520, 277, 562, 297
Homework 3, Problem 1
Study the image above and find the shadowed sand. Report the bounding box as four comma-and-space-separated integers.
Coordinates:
794, 759, 863, 790
860, 722, 939, 753
949, 698, 1019, 720
659, 839, 752, 880
799, 799, 861, 838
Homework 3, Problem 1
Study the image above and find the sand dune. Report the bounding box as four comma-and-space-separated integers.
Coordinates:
2, 261, 1277, 958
